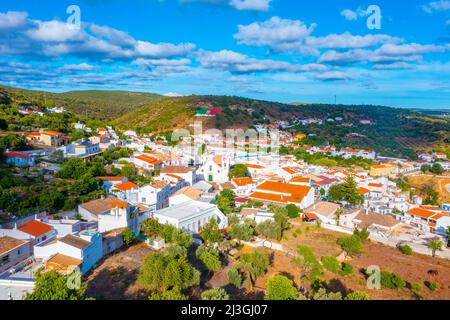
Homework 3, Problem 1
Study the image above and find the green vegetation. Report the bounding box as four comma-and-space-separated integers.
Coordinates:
236, 250, 270, 290
148, 289, 188, 300
216, 189, 236, 216
25, 270, 87, 300
269, 204, 290, 240
380, 271, 406, 289
337, 234, 363, 257
228, 164, 249, 179
201, 288, 229, 300
345, 291, 370, 300
255, 220, 278, 240
229, 220, 255, 244
427, 240, 443, 258
312, 288, 342, 300
328, 177, 364, 205
286, 204, 301, 218
196, 245, 222, 273
295, 245, 323, 281
122, 228, 136, 246
265, 275, 301, 300
398, 244, 413, 255
137, 251, 200, 293
227, 267, 243, 289
200, 218, 223, 247
321, 256, 340, 274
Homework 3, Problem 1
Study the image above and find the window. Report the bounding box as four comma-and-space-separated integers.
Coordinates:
1, 255, 10, 266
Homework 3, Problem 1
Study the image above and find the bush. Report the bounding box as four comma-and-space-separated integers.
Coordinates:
340, 262, 353, 276
227, 268, 242, 288
411, 283, 422, 293
122, 228, 136, 246
399, 244, 413, 255
427, 282, 439, 291
321, 256, 340, 274
227, 268, 242, 289
345, 291, 370, 300
381, 271, 406, 289
286, 204, 300, 218
201, 288, 229, 300
265, 275, 300, 300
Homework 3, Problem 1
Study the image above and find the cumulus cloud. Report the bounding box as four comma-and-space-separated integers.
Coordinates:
229, 0, 271, 11
340, 8, 367, 21
234, 17, 403, 55
316, 71, 353, 81
196, 49, 327, 73
422, 0, 450, 13
0, 11, 28, 30
62, 62, 99, 71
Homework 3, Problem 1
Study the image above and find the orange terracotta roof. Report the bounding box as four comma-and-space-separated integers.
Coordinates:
245, 163, 265, 169
114, 181, 138, 191
358, 187, 371, 195
135, 154, 162, 166
290, 176, 311, 184
407, 208, 436, 219
368, 183, 383, 188
250, 181, 312, 204
42, 131, 62, 136
166, 173, 183, 180
282, 167, 296, 175
304, 212, 320, 220
232, 177, 254, 187
5, 151, 30, 159
18, 220, 53, 237
97, 176, 126, 182
111, 200, 128, 209
213, 155, 222, 167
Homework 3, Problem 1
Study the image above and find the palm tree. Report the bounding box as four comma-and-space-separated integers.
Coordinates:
427, 240, 443, 258
334, 209, 344, 226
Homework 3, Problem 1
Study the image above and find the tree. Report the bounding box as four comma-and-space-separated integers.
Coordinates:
328, 177, 363, 205
286, 204, 300, 218
122, 228, 136, 246
321, 256, 340, 274
269, 205, 289, 240
25, 270, 86, 300
380, 271, 405, 289
196, 245, 222, 273
229, 220, 255, 244
265, 275, 299, 300
200, 218, 222, 247
201, 288, 229, 300
427, 240, 443, 258
140, 219, 163, 238
353, 228, 370, 243
149, 289, 187, 300
57, 158, 88, 179
216, 189, 236, 215
430, 163, 444, 175
345, 291, 370, 300
255, 220, 278, 240
228, 164, 249, 179
334, 209, 344, 226
227, 267, 242, 288
295, 245, 323, 280
137, 252, 200, 292
421, 164, 430, 173
337, 235, 363, 257
398, 244, 413, 255
237, 251, 270, 290
312, 288, 342, 300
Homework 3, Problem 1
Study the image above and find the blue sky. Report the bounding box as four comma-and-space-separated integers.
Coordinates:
0, 0, 449, 108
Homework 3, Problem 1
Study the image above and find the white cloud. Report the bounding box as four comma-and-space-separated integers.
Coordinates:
196, 49, 326, 73
163, 92, 184, 97
26, 20, 84, 42
134, 41, 195, 58
229, 0, 271, 11
235, 17, 402, 55
340, 8, 367, 21
0, 11, 28, 30
375, 43, 446, 56
316, 71, 353, 81
422, 0, 450, 13
62, 62, 99, 71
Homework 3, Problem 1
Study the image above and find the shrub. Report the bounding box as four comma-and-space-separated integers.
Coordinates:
411, 283, 422, 292
286, 204, 300, 218
398, 244, 413, 255
428, 282, 439, 291
227, 268, 242, 288
201, 288, 229, 300
340, 262, 353, 276
295, 245, 323, 280
321, 256, 340, 274
381, 271, 406, 289
265, 275, 300, 300
122, 228, 136, 246
345, 291, 370, 300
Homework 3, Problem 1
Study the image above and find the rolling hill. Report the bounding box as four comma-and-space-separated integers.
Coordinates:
0, 86, 449, 159
0, 86, 164, 120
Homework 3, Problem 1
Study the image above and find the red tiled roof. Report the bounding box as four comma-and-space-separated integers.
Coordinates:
18, 220, 53, 237
135, 154, 162, 166
5, 151, 30, 159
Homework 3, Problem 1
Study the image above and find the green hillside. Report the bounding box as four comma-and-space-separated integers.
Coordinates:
113, 96, 199, 133
0, 86, 164, 120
